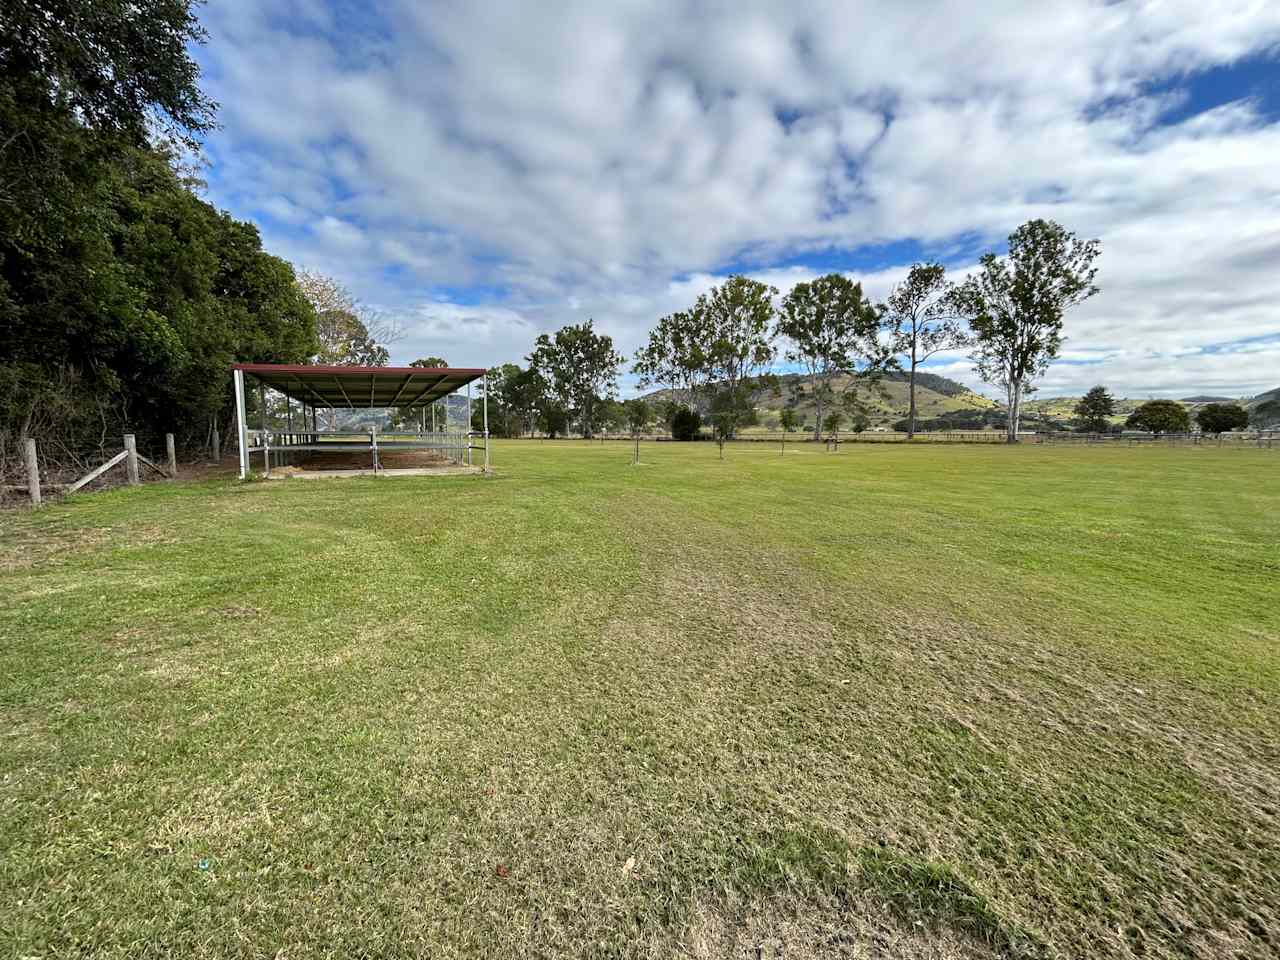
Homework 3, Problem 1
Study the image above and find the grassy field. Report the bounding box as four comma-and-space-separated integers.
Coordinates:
2, 441, 1278, 958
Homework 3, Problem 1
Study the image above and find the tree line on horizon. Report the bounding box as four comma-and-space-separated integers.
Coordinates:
1072, 387, 1275, 435
470, 218, 1102, 447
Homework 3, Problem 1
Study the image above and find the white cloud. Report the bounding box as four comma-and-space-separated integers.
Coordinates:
312, 215, 367, 251
195, 0, 1280, 397
394, 301, 538, 367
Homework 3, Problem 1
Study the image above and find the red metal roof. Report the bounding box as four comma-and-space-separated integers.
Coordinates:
233, 363, 485, 408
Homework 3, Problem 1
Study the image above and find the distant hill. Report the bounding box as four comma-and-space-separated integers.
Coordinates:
1024, 388, 1275, 427
1247, 386, 1280, 409
882, 369, 970, 397
640, 370, 997, 430
640, 374, 1280, 432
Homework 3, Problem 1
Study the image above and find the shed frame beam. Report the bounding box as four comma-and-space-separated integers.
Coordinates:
402, 375, 450, 408
386, 373, 418, 407
288, 376, 335, 412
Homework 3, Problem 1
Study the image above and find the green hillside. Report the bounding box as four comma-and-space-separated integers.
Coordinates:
1025, 389, 1274, 428
752, 372, 997, 430
1247, 386, 1280, 409
642, 375, 1279, 432
642, 371, 998, 431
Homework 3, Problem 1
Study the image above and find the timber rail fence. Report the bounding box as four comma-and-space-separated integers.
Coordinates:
9, 433, 180, 508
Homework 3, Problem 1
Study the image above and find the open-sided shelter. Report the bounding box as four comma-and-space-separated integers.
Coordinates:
231, 364, 489, 479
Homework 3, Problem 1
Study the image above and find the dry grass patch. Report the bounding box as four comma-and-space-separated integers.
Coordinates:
670, 893, 1002, 959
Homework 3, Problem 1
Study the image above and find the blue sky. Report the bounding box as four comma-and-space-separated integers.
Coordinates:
194, 1, 1280, 398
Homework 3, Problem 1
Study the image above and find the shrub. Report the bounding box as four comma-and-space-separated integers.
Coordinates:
1126, 400, 1190, 434
1196, 403, 1248, 434
671, 407, 702, 441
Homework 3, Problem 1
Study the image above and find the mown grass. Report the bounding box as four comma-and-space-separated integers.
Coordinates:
1, 440, 1277, 958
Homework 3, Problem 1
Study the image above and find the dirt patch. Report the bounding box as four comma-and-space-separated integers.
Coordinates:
0, 524, 113, 571
294, 449, 454, 471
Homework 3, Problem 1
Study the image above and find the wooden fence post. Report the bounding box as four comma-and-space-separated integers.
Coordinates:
124, 434, 139, 485
211, 428, 220, 464
23, 438, 41, 507
166, 434, 177, 478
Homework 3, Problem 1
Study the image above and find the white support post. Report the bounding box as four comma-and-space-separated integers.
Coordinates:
259, 381, 270, 475
466, 381, 473, 466
483, 371, 490, 474
234, 367, 248, 479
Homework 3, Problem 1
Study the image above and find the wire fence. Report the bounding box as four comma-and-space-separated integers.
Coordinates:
586, 430, 1041, 444
563, 429, 1280, 448
1042, 431, 1278, 448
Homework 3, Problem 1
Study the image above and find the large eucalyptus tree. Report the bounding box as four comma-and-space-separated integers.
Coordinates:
953, 220, 1101, 443
777, 274, 891, 440
884, 263, 968, 439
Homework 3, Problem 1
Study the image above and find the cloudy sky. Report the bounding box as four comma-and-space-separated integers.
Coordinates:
195, 0, 1280, 399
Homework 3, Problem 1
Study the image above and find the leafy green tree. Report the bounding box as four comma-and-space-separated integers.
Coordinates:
775, 405, 802, 455
695, 276, 778, 399
778, 273, 891, 441
595, 398, 626, 436
528, 320, 622, 439
823, 411, 845, 436
884, 263, 967, 438
953, 220, 1101, 443
623, 398, 652, 464
670, 407, 702, 441
624, 399, 652, 434
2, 0, 215, 149
3, 144, 316, 454
708, 384, 758, 458
1196, 403, 1248, 434
474, 362, 539, 438
1126, 400, 1190, 434
537, 402, 570, 439
498, 365, 542, 437
1074, 385, 1116, 433
635, 276, 777, 435
632, 312, 703, 415
1, 0, 215, 272
1, 1, 321, 459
